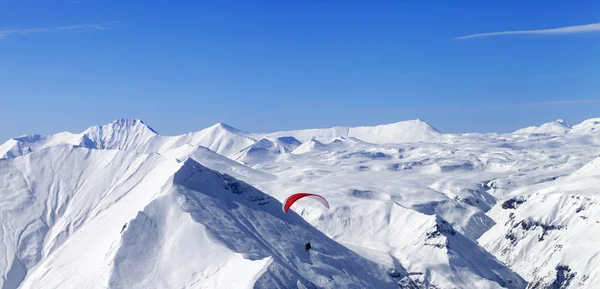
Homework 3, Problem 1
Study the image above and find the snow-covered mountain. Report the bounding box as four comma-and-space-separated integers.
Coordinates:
513, 119, 572, 135
0, 119, 159, 159
291, 139, 327, 155
0, 119, 438, 160
2, 116, 600, 288
479, 156, 600, 288
571, 118, 600, 134
0, 145, 180, 289
266, 119, 442, 144
231, 137, 301, 166
1, 146, 397, 289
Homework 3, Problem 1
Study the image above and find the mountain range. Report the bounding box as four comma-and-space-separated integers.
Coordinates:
2, 117, 600, 288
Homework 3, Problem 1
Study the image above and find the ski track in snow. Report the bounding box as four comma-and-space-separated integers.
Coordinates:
1, 117, 600, 288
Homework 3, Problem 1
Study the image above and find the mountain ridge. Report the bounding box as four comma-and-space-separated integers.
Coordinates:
6, 117, 600, 161
1, 146, 399, 289
0, 118, 444, 160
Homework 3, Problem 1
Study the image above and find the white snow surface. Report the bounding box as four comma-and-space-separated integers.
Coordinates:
1, 117, 600, 288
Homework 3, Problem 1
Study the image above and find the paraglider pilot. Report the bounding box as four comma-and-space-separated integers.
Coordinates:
281, 193, 327, 254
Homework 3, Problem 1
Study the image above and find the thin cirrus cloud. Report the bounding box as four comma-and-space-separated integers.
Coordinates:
454, 22, 600, 40
0, 23, 113, 40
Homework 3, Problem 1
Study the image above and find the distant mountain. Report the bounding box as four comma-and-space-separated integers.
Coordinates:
183, 122, 258, 156
5, 118, 600, 161
81, 118, 159, 150
291, 139, 326, 155
0, 120, 256, 160
513, 119, 572, 135
0, 118, 443, 160
267, 119, 442, 144
0, 119, 159, 159
571, 118, 600, 133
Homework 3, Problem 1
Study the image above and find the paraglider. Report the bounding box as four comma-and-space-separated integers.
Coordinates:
282, 192, 330, 213
282, 192, 329, 253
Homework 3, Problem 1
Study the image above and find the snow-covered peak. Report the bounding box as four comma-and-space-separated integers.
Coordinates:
271, 136, 302, 151
82, 119, 159, 150
346, 119, 441, 143
205, 122, 247, 135
229, 138, 292, 165
514, 119, 572, 135
188, 123, 257, 156
291, 139, 326, 155
122, 119, 157, 133
83, 118, 157, 135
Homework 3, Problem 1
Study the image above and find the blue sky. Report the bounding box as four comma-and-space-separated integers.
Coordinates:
1, 0, 599, 140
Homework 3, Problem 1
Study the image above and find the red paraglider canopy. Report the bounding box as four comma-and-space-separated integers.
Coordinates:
282, 193, 330, 213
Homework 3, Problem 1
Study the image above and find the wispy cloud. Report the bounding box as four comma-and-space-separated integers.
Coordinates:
454, 23, 600, 40
0, 23, 114, 40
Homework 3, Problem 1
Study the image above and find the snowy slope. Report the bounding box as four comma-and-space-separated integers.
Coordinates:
162, 143, 275, 182
314, 200, 526, 288
0, 145, 181, 289
0, 146, 397, 289
479, 157, 600, 288
0, 132, 82, 159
